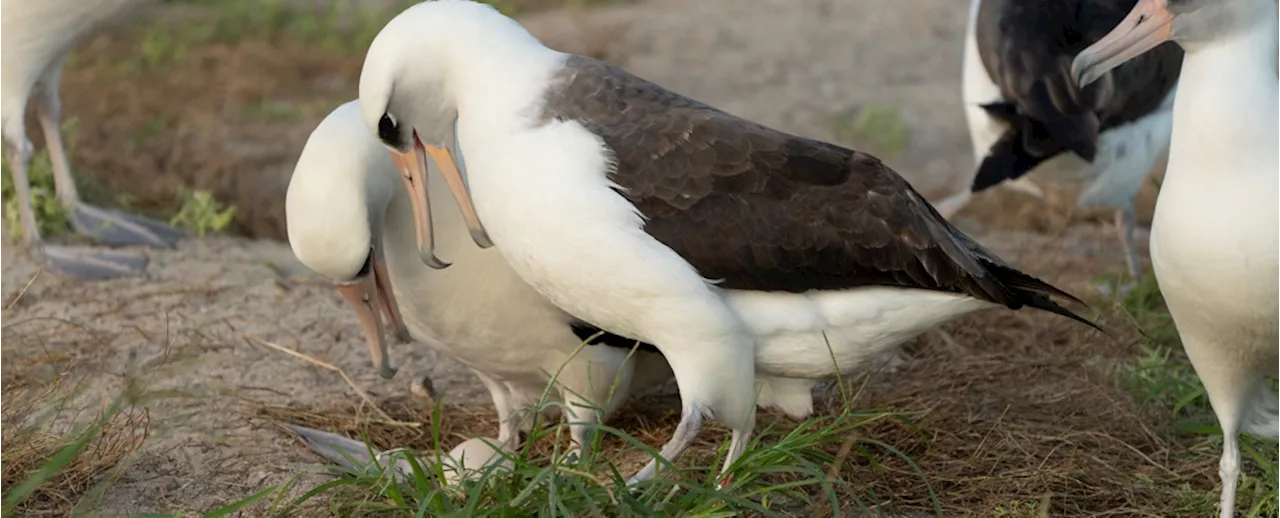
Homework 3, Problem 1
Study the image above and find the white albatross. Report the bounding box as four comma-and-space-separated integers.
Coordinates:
1073, 0, 1278, 516
285, 101, 673, 452
937, 0, 1183, 281
2, 0, 182, 279
356, 0, 1099, 487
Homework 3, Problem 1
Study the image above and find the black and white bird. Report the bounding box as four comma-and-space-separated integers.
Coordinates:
356, 0, 1098, 487
2, 0, 182, 279
285, 101, 674, 453
936, 0, 1183, 280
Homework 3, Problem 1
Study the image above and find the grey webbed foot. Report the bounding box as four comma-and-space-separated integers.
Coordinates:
71, 203, 183, 248
41, 245, 148, 280
287, 424, 415, 482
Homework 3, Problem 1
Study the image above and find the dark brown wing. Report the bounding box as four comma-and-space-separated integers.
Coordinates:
539, 56, 1096, 329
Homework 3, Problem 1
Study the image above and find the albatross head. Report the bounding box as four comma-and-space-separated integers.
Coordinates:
358, 0, 531, 269
286, 100, 412, 380
1073, 0, 1274, 86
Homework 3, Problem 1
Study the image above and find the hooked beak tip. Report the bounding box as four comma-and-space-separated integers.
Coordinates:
419, 246, 452, 269
1071, 60, 1101, 88
469, 229, 495, 249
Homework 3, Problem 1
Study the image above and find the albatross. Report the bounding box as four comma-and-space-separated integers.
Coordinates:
1073, 0, 1278, 516
356, 0, 1099, 486
285, 100, 673, 452
936, 0, 1183, 280
2, 0, 182, 279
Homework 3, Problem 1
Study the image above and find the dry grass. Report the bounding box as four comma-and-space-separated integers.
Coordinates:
1, 376, 151, 517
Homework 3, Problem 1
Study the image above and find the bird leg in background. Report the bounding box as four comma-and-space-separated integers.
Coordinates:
33, 81, 183, 250
3, 135, 148, 279
6, 140, 42, 247
1114, 203, 1143, 280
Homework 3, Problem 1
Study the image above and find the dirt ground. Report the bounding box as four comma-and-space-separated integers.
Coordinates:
1, 0, 1208, 516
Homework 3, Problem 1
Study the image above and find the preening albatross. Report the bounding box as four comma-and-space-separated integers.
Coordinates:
2, 0, 182, 279
285, 101, 673, 452
356, 0, 1099, 486
938, 0, 1183, 280
1074, 0, 1278, 516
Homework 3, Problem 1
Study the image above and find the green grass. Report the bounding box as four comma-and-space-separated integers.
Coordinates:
833, 104, 910, 160
992, 498, 1043, 518
1107, 273, 1279, 518
169, 188, 237, 238
277, 400, 934, 517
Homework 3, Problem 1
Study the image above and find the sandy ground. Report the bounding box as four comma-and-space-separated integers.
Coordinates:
2, 0, 1186, 515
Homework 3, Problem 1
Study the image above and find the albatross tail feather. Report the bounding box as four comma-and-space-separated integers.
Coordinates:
987, 263, 1105, 333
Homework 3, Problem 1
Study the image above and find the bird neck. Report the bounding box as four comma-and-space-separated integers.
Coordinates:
1172, 6, 1274, 125
448, 45, 565, 134
1169, 14, 1278, 176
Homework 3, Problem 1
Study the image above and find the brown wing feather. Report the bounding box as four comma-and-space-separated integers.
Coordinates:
540, 55, 1093, 322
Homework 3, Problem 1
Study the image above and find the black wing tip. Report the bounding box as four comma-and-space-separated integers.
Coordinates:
987, 264, 1109, 335
1024, 293, 1108, 335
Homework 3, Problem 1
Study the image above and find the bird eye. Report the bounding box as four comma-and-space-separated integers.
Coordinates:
378, 113, 399, 146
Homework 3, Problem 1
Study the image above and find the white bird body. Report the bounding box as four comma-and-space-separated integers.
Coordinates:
1150, 18, 1279, 518
286, 101, 673, 450
2, 0, 182, 279
1073, 1, 1278, 515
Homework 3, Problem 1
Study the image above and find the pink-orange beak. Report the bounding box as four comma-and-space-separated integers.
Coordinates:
335, 253, 408, 379
1072, 0, 1175, 87
389, 133, 493, 269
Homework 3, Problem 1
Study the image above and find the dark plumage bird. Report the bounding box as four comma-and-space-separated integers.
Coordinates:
937, 0, 1183, 280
